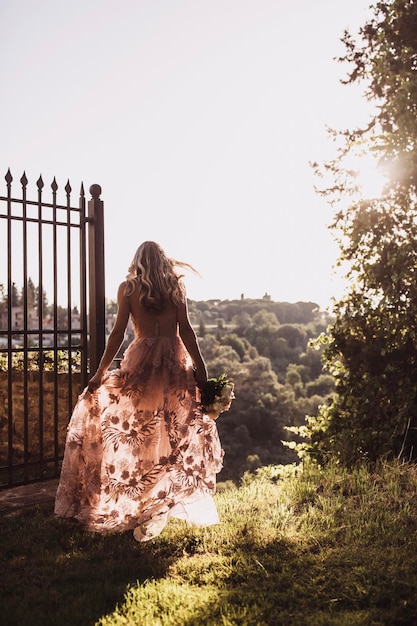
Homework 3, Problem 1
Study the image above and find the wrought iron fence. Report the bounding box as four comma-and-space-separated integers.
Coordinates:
0, 170, 105, 488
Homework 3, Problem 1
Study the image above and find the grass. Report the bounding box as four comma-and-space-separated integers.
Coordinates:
1, 460, 417, 625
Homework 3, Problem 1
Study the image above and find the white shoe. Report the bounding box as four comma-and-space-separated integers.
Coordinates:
133, 513, 168, 542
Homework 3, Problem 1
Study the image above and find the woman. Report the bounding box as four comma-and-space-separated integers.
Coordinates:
54, 241, 223, 541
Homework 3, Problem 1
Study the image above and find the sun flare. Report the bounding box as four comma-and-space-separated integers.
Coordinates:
352, 153, 389, 199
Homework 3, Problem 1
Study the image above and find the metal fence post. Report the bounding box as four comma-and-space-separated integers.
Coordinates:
88, 184, 105, 375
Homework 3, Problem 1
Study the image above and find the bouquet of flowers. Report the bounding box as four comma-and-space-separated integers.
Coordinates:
199, 373, 235, 420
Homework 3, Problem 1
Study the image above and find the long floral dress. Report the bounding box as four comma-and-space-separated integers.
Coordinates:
54, 318, 224, 541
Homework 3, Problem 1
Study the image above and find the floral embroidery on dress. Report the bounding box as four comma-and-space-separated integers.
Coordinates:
54, 335, 224, 540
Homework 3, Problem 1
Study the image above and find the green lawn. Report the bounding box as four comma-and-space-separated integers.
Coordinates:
1, 461, 417, 625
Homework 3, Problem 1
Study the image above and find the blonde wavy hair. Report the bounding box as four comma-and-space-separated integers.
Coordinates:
125, 241, 196, 311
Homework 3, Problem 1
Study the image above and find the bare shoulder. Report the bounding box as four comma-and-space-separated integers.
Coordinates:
115, 281, 125, 296
118, 280, 135, 297
116, 281, 131, 307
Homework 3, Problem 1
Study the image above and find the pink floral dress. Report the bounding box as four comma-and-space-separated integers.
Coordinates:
54, 324, 224, 541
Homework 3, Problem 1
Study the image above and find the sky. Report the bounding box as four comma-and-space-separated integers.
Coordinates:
0, 0, 376, 309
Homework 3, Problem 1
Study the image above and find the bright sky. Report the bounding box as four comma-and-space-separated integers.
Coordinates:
1, 0, 375, 309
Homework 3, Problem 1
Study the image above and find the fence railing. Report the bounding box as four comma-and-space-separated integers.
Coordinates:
0, 170, 105, 488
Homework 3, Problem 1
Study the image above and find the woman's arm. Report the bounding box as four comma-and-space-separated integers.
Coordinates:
177, 297, 208, 386
88, 282, 130, 391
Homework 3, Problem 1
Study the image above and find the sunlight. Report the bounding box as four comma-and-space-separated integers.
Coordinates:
353, 153, 389, 199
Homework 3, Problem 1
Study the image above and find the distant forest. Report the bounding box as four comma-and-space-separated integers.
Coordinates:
112, 297, 335, 484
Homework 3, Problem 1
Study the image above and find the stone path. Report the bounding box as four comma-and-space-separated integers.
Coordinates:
0, 479, 58, 517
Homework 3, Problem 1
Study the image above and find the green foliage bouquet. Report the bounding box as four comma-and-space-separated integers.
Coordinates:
199, 373, 235, 420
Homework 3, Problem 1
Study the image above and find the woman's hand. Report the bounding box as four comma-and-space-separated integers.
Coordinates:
87, 370, 104, 393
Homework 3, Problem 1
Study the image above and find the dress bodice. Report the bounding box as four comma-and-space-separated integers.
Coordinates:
129, 301, 178, 338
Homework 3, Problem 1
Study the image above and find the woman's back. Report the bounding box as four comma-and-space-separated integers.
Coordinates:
126, 280, 178, 338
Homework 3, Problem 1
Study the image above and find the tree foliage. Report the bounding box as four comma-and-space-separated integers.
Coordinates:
304, 0, 417, 465
187, 300, 333, 482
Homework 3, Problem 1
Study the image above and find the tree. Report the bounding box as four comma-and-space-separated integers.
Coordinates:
11, 282, 20, 307
216, 354, 298, 481
26, 277, 36, 310
0, 283, 7, 316
198, 315, 207, 338
305, 0, 417, 465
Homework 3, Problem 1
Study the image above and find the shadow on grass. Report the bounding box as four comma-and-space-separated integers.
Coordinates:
0, 503, 177, 626
175, 532, 417, 626
3, 500, 417, 626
